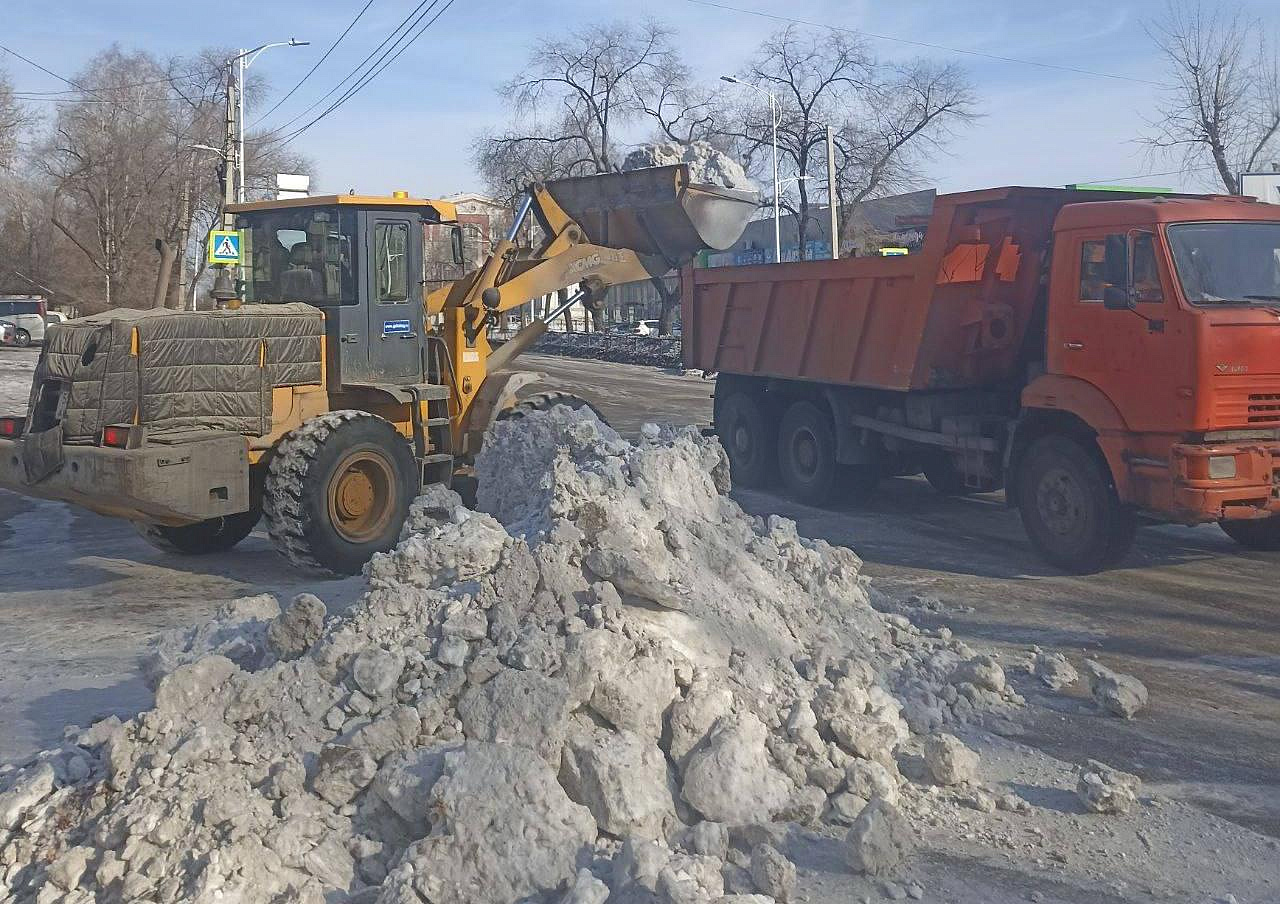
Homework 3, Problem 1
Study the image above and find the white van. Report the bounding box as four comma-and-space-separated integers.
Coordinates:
0, 298, 47, 346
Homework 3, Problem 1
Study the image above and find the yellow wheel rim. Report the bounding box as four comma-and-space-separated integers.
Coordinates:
327, 450, 396, 543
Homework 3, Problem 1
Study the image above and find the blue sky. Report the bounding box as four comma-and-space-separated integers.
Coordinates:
6, 0, 1280, 197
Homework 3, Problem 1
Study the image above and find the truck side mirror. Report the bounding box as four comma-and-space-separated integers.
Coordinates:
451, 225, 465, 266
1103, 234, 1133, 311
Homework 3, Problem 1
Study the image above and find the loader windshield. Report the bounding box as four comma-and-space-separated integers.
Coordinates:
238, 206, 358, 305
1167, 221, 1280, 306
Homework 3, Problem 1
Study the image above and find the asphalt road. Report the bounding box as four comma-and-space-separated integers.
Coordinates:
522, 353, 1280, 840
1, 349, 1276, 847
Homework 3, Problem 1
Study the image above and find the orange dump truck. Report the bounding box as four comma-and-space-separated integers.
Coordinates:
682, 186, 1280, 572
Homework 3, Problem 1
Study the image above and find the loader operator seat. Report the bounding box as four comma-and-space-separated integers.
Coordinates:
281, 241, 323, 302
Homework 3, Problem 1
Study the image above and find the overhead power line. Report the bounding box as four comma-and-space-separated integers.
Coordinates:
682, 0, 1170, 88
252, 0, 378, 127
264, 0, 456, 149
13, 68, 208, 97
257, 0, 442, 139
0, 43, 158, 117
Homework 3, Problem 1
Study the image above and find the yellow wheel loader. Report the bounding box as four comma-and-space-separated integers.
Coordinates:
0, 165, 756, 574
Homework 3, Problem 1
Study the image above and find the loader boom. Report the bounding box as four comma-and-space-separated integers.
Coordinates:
427, 165, 758, 454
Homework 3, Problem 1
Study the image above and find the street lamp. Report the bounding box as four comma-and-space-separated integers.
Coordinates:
721, 75, 781, 263
229, 39, 309, 203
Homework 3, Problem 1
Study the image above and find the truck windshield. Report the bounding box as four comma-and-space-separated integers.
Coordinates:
1166, 221, 1280, 305
237, 206, 358, 305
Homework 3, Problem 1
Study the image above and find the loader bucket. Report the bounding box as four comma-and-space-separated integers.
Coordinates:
540, 164, 759, 270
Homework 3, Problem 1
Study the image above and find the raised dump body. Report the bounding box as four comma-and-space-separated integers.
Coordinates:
683, 187, 1118, 390
682, 186, 1280, 573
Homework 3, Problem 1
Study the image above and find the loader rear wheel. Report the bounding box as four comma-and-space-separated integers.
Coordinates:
716, 392, 775, 489
1219, 516, 1280, 551
1016, 435, 1135, 573
264, 411, 416, 575
134, 511, 259, 555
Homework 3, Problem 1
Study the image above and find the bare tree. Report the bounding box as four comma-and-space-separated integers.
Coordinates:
0, 67, 34, 172
476, 20, 713, 333
1143, 1, 1280, 193
720, 26, 976, 258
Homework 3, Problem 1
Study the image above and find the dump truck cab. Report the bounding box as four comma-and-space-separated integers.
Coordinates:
1029, 195, 1280, 528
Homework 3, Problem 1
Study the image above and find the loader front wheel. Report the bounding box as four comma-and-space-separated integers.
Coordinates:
134, 511, 259, 555
264, 411, 417, 575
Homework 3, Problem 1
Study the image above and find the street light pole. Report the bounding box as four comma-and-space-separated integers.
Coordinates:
722, 76, 781, 263
826, 125, 839, 260
229, 39, 309, 204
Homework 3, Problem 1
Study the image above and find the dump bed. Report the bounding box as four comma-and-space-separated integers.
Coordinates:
682, 187, 1145, 392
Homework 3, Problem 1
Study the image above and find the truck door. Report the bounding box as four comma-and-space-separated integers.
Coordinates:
1050, 230, 1191, 431
358, 211, 424, 384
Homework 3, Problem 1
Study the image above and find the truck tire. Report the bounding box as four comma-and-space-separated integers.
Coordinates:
778, 400, 843, 506
1016, 435, 1135, 573
923, 455, 973, 496
717, 392, 776, 488
134, 511, 259, 555
13, 329, 30, 348
264, 411, 417, 575
1219, 516, 1280, 551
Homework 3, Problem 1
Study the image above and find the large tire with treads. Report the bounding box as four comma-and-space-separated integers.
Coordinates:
498, 390, 606, 423
134, 511, 259, 555
264, 410, 417, 575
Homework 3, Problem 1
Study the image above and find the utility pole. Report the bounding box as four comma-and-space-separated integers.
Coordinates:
222, 65, 237, 230
826, 125, 839, 260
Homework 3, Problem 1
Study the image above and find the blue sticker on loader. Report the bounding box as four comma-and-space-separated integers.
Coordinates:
383, 320, 411, 335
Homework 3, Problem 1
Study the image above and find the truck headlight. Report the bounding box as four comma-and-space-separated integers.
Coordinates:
1208, 455, 1237, 479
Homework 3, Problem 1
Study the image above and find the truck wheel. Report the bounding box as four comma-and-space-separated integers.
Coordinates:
717, 392, 775, 488
778, 401, 842, 506
13, 329, 30, 348
923, 455, 973, 496
264, 411, 417, 575
1016, 435, 1136, 573
134, 511, 259, 555
1219, 517, 1280, 551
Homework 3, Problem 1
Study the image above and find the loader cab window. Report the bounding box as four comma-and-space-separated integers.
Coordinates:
239, 206, 358, 306
374, 222, 410, 302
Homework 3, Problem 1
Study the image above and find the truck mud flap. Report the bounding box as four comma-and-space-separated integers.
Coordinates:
20, 424, 65, 485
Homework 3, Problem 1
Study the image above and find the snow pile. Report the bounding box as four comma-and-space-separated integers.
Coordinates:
0, 407, 1032, 904
623, 141, 754, 191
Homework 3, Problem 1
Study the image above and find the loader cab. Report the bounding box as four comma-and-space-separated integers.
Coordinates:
231, 193, 460, 388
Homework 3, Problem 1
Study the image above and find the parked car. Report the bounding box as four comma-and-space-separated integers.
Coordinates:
44, 311, 68, 325
0, 298, 46, 346
0, 321, 16, 347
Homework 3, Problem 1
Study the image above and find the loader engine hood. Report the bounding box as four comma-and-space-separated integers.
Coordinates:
29, 305, 324, 445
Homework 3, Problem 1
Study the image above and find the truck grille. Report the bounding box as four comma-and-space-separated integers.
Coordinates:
1249, 393, 1280, 425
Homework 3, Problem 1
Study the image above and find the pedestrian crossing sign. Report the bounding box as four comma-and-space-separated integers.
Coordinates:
207, 230, 242, 265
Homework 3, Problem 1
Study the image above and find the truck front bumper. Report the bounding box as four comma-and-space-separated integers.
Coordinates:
0, 432, 251, 525
1165, 441, 1280, 522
